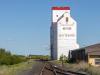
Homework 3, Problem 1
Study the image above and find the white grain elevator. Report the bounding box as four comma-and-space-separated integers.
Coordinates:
50, 6, 79, 60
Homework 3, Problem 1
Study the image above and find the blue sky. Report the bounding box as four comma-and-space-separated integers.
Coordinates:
0, 0, 100, 55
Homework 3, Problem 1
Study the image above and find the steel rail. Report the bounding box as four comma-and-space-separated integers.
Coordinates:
50, 64, 58, 75
39, 63, 58, 75
39, 63, 46, 75
52, 65, 87, 75
39, 62, 87, 75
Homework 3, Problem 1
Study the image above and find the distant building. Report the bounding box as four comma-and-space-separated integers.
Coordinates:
71, 43, 100, 66
50, 7, 79, 60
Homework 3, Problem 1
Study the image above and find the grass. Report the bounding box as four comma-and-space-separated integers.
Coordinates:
0, 59, 35, 75
52, 61, 100, 75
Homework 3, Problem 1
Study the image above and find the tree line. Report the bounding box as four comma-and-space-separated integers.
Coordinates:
28, 55, 50, 60
0, 48, 27, 65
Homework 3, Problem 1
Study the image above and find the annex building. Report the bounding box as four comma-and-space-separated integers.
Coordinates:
71, 43, 100, 66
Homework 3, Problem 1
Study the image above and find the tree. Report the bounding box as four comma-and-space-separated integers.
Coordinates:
59, 54, 68, 67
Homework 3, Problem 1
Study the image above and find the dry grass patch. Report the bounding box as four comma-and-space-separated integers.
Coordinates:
0, 60, 35, 75
52, 61, 100, 75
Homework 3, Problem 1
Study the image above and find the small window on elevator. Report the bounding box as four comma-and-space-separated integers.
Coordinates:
56, 15, 58, 17
66, 17, 68, 22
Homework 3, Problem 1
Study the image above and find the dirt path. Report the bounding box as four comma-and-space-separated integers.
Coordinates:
16, 61, 45, 75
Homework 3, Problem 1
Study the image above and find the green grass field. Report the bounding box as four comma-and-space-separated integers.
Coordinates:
0, 60, 35, 75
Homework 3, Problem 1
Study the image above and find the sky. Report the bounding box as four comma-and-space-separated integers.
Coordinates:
0, 0, 100, 55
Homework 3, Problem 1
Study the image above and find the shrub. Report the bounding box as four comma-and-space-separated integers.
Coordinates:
0, 48, 27, 65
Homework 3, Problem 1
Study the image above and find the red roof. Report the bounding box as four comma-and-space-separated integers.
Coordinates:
52, 7, 70, 10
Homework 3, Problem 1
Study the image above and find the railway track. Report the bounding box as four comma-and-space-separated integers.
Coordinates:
39, 62, 87, 75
